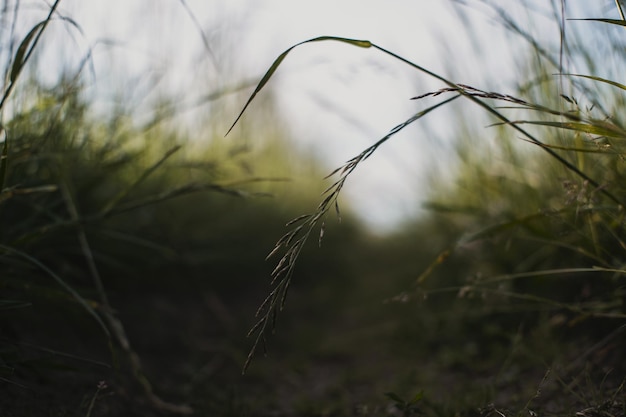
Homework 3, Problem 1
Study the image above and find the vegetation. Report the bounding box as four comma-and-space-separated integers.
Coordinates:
0, 1, 625, 416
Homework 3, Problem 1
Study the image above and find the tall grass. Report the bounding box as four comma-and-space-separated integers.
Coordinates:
0, 2, 313, 414
1, 82, 204, 414
2, 0, 626, 414
229, 1, 626, 391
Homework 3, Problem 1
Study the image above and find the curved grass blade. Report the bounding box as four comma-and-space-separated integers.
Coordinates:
424, 207, 620, 289
103, 182, 248, 217
240, 35, 626, 371
229, 36, 620, 204
244, 94, 457, 373
0, 0, 62, 112
10, 22, 45, 83
507, 120, 626, 138
370, 44, 624, 206
458, 213, 548, 245
563, 73, 626, 91
226, 36, 372, 136
99, 145, 181, 216
518, 138, 621, 154
11, 4, 85, 84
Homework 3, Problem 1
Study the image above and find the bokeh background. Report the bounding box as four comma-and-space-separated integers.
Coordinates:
1, 1, 625, 416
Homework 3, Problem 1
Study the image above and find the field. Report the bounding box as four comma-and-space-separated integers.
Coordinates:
0, 1, 625, 416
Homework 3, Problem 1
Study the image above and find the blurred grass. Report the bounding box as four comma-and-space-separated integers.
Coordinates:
0, 72, 368, 414
1, 1, 626, 417
224, 1, 626, 416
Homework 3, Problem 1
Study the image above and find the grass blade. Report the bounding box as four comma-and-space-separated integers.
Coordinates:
226, 36, 371, 136
563, 73, 626, 91
9, 22, 45, 83
99, 145, 181, 216
569, 18, 626, 26
0, 0, 62, 112
507, 120, 626, 138
371, 44, 624, 206
518, 138, 621, 154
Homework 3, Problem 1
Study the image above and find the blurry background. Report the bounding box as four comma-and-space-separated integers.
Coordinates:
23, 0, 593, 231
1, 1, 625, 416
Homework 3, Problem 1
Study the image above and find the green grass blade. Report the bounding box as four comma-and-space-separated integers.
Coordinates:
518, 138, 621, 154
457, 206, 616, 246
104, 182, 247, 217
569, 18, 626, 26
563, 73, 626, 91
371, 44, 624, 205
458, 211, 560, 245
509, 120, 626, 138
9, 1, 79, 85
226, 36, 371, 136
99, 145, 181, 216
9, 22, 45, 83
0, 0, 62, 112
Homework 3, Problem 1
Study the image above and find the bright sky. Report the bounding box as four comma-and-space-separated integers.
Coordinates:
5, 0, 608, 232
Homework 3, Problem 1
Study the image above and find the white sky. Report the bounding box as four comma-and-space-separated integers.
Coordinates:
3, 0, 611, 232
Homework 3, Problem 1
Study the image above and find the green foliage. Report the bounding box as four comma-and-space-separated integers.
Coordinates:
231, 30, 626, 376
226, 1, 626, 415
0, 71, 356, 414
3, 1, 626, 416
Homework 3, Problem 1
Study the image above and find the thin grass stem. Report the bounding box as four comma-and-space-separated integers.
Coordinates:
615, 0, 625, 21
